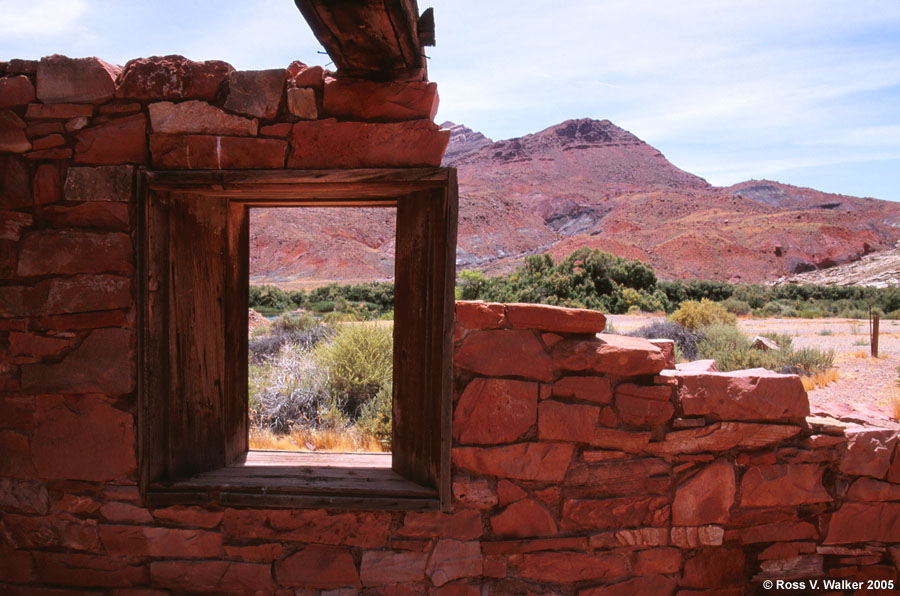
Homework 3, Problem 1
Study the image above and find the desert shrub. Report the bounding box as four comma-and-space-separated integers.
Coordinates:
313, 323, 393, 414
698, 324, 833, 375
669, 299, 736, 330
457, 269, 489, 300
697, 324, 764, 371
357, 382, 393, 449
248, 342, 327, 432
248, 324, 332, 364
308, 300, 336, 313
721, 298, 752, 316
249, 284, 296, 312
628, 320, 705, 361
272, 312, 317, 333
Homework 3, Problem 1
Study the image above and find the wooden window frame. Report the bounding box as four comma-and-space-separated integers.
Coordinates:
137, 168, 457, 510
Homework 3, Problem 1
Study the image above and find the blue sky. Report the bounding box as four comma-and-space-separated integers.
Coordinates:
3, 0, 899, 200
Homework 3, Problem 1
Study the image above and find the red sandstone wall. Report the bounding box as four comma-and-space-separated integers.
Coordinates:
2, 55, 900, 595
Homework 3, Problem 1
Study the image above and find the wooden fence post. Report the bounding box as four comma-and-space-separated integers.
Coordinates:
871, 314, 880, 358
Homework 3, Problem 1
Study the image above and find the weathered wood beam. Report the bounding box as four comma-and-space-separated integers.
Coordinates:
293, 0, 430, 80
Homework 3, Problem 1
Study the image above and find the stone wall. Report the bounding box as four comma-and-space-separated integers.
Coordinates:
2, 54, 900, 594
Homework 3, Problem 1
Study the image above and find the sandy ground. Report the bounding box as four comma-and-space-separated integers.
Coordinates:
606, 314, 900, 418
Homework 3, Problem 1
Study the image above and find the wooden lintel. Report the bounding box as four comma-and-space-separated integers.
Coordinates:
294, 0, 427, 80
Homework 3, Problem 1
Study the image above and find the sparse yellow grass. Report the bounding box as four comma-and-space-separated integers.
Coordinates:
801, 369, 839, 391
249, 425, 387, 452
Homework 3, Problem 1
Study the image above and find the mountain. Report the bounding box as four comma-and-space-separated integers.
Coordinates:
249, 118, 900, 288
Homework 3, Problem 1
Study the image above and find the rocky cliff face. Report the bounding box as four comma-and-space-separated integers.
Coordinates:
249, 118, 900, 286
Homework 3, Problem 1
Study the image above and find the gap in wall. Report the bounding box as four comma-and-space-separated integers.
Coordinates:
247, 206, 397, 454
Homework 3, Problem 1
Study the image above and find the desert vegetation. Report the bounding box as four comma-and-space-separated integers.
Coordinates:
454, 247, 900, 319
248, 312, 393, 452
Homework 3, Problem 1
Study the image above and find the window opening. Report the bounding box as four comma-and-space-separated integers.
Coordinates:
247, 206, 397, 454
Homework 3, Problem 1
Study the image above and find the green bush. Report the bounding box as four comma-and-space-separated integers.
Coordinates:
697, 324, 833, 375
357, 382, 393, 449
313, 323, 393, 414
669, 299, 737, 330
272, 312, 317, 333
721, 298, 752, 315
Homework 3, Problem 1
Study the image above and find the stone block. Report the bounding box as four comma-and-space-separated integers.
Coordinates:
0, 429, 36, 477
152, 505, 224, 529
452, 442, 574, 482
682, 548, 745, 588
0, 75, 36, 107
505, 302, 606, 334
0, 547, 33, 583
149, 100, 258, 135
496, 479, 527, 506
0, 477, 49, 514
848, 477, 900, 501
633, 547, 681, 575
74, 113, 148, 164
64, 164, 134, 202
0, 210, 31, 241
552, 375, 612, 404
286, 87, 317, 119
99, 502, 153, 523
455, 329, 552, 381
839, 428, 897, 479
561, 495, 669, 531
223, 542, 284, 562
551, 333, 666, 376
32, 551, 147, 588
646, 422, 802, 455
100, 524, 223, 557
274, 546, 361, 589
259, 122, 292, 137
615, 384, 675, 426
31, 393, 136, 481
740, 464, 831, 507
323, 78, 438, 121
224, 69, 286, 119
151, 560, 275, 595
33, 162, 61, 204
23, 147, 71, 159
16, 230, 132, 276
453, 378, 538, 444
1, 154, 32, 208
288, 118, 449, 168
22, 327, 134, 395
580, 575, 677, 596
8, 330, 76, 360
426, 540, 482, 587
116, 55, 233, 100
43, 274, 132, 314
150, 133, 287, 169
738, 521, 817, 544
564, 457, 670, 495
676, 368, 809, 421
508, 552, 628, 583
289, 62, 325, 89
825, 502, 900, 544
31, 133, 65, 149
649, 338, 677, 368
222, 508, 390, 547
0, 109, 31, 152
455, 300, 506, 330
41, 202, 130, 230
538, 399, 601, 443
397, 510, 482, 540
25, 102, 94, 119
36, 55, 120, 103
670, 525, 724, 548
26, 121, 65, 136
586, 427, 652, 452
491, 499, 558, 538
672, 459, 735, 525
451, 476, 497, 509
360, 550, 427, 586
2, 512, 99, 551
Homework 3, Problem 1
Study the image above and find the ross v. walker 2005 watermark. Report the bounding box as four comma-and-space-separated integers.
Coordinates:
762, 579, 895, 591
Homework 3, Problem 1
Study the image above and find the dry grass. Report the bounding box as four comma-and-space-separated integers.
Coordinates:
801, 369, 840, 392
249, 426, 387, 453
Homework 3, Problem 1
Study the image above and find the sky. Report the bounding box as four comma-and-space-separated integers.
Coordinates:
2, 0, 899, 200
